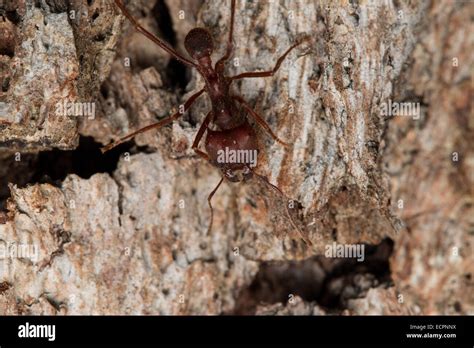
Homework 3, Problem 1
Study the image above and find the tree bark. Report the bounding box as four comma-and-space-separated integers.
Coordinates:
0, 0, 472, 315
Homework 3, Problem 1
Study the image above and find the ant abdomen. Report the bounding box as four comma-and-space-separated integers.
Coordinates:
205, 121, 259, 180
184, 28, 214, 60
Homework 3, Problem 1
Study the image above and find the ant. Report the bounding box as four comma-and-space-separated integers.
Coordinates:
102, 0, 312, 245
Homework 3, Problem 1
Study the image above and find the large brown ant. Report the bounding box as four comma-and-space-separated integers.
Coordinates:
102, 0, 311, 245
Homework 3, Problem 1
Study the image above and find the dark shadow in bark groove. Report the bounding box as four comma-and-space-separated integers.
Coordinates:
31, 136, 134, 181
0, 136, 140, 210
152, 0, 189, 91
233, 238, 394, 314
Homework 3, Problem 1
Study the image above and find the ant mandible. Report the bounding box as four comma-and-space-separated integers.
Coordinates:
102, 0, 311, 245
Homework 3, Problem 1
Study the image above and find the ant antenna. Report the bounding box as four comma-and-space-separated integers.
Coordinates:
114, 0, 197, 67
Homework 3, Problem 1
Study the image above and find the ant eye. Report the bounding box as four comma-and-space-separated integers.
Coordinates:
184, 28, 214, 59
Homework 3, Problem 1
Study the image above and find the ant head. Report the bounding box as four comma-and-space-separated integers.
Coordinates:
223, 167, 253, 183
185, 28, 214, 60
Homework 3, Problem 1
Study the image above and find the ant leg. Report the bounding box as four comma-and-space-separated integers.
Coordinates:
215, 0, 236, 72
229, 38, 308, 81
250, 168, 313, 246
192, 112, 213, 162
207, 177, 224, 235
114, 0, 197, 68
232, 95, 288, 146
101, 89, 205, 153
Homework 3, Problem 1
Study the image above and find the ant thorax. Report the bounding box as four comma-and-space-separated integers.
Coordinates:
211, 98, 240, 130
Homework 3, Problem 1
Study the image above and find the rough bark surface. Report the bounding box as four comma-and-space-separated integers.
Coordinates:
0, 0, 472, 315
0, 0, 78, 151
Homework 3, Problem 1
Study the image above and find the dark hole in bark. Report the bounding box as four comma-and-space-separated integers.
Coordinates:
151, 0, 189, 91
2, 76, 10, 92
0, 136, 136, 211
3, 10, 21, 25
93, 32, 106, 42
152, 0, 176, 47
233, 238, 394, 314
0, 46, 14, 58
32, 136, 134, 181
92, 9, 99, 22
